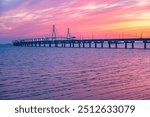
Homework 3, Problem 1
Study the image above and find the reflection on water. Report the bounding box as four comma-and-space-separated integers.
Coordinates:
0, 45, 150, 99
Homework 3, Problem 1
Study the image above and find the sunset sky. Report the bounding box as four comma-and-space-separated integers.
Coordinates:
0, 0, 150, 43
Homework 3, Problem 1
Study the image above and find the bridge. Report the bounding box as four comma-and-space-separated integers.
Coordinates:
13, 25, 150, 49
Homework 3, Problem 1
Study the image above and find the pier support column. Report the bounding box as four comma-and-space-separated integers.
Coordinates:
39, 43, 41, 47
89, 43, 91, 48
108, 43, 111, 48
101, 43, 103, 48
49, 42, 51, 47
125, 43, 127, 49
144, 43, 147, 49
115, 43, 118, 48
95, 43, 97, 48
72, 43, 75, 48
83, 43, 85, 48
79, 43, 81, 48
55, 43, 58, 47
44, 43, 46, 47
64, 43, 66, 47
69, 43, 72, 48
35, 43, 37, 47
132, 42, 134, 49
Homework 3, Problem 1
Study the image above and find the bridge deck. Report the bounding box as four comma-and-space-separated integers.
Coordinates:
12, 38, 150, 49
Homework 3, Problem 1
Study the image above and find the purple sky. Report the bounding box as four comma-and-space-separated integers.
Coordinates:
0, 0, 150, 43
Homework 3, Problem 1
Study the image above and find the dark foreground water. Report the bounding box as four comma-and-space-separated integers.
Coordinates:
0, 45, 150, 99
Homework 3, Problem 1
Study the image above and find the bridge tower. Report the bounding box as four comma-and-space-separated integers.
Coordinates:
51, 24, 56, 41
67, 28, 71, 40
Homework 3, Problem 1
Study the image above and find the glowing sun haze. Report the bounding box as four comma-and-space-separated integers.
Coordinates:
0, 0, 150, 43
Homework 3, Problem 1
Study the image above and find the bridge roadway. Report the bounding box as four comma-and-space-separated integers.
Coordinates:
12, 38, 150, 49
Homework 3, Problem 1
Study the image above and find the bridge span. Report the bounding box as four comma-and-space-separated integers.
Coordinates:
13, 38, 150, 49
12, 25, 150, 49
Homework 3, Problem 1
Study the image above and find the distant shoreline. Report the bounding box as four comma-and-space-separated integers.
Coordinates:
0, 43, 12, 46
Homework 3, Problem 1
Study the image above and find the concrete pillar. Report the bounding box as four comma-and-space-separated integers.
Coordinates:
125, 43, 127, 48
70, 43, 72, 48
55, 43, 58, 47
73, 43, 74, 47
89, 43, 91, 48
49, 42, 51, 47
132, 42, 134, 49
101, 43, 103, 48
79, 43, 81, 48
115, 43, 118, 48
108, 43, 111, 48
83, 43, 85, 48
144, 43, 147, 49
64, 43, 66, 47
95, 43, 97, 48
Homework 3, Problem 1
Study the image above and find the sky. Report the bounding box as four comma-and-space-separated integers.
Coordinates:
0, 0, 150, 43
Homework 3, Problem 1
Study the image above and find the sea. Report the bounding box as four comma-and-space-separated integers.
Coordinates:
0, 43, 150, 100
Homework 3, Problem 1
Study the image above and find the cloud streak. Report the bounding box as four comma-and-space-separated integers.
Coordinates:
0, 0, 150, 42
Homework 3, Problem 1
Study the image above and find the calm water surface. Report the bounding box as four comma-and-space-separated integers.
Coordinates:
0, 45, 150, 99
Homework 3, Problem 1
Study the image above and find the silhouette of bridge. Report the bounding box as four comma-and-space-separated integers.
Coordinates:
13, 25, 150, 49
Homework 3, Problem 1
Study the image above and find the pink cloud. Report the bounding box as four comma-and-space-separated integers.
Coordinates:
0, 0, 150, 43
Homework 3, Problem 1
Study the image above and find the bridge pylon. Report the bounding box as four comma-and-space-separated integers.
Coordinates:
67, 28, 71, 40
51, 24, 56, 41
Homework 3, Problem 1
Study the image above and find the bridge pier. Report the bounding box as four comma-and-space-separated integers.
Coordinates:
79, 43, 81, 48
69, 43, 72, 48
115, 42, 118, 48
144, 43, 147, 49
63, 43, 66, 47
55, 43, 58, 47
132, 42, 134, 49
95, 43, 97, 48
39, 42, 41, 47
83, 43, 85, 48
49, 42, 51, 47
72, 43, 75, 48
101, 43, 103, 48
125, 42, 127, 49
35, 43, 37, 47
89, 42, 91, 48
108, 43, 111, 48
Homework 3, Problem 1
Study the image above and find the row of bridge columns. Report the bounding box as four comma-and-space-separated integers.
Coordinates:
20, 41, 148, 49
21, 42, 105, 48
108, 42, 135, 49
